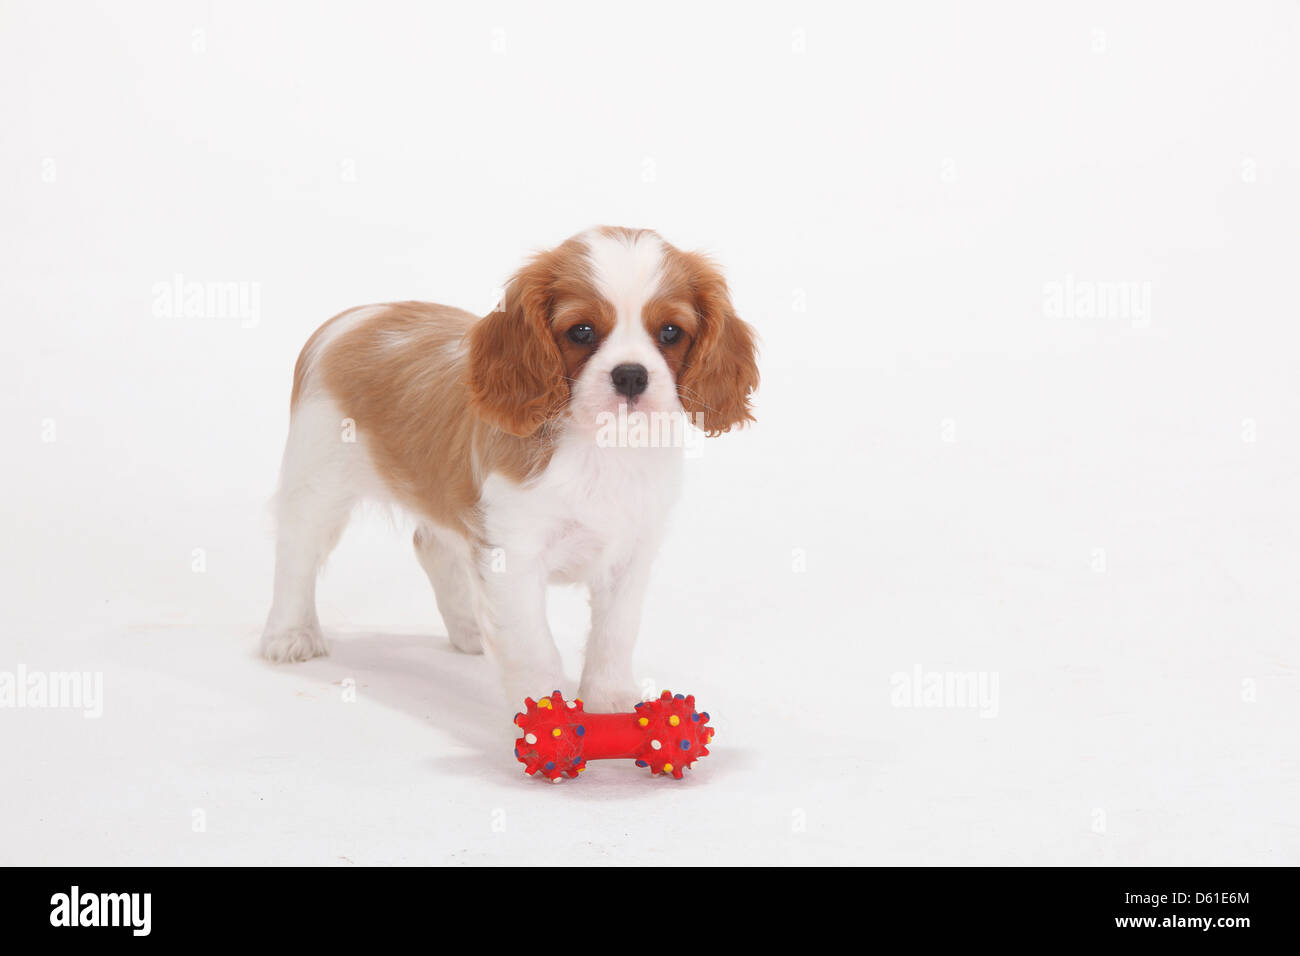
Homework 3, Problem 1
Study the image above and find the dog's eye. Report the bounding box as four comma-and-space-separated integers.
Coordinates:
659, 324, 683, 346
566, 324, 596, 345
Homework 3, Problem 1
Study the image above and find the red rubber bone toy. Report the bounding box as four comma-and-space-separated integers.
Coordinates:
514, 690, 713, 782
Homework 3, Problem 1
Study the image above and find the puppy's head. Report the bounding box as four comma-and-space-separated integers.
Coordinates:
468, 227, 758, 438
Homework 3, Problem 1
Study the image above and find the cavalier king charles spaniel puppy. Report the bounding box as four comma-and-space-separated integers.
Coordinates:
260, 226, 758, 711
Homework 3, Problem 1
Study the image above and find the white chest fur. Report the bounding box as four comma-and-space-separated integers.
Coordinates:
478, 434, 684, 583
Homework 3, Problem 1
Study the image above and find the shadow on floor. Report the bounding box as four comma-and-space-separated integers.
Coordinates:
250, 629, 745, 795
293, 630, 504, 754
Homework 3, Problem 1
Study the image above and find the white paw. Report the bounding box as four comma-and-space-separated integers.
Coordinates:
446, 620, 484, 655
260, 624, 328, 663
577, 681, 642, 714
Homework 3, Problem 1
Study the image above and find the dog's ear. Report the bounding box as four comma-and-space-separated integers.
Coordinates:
468, 253, 568, 437
677, 253, 759, 435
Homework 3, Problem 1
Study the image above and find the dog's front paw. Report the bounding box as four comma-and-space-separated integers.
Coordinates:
577, 680, 643, 714
260, 624, 328, 663
445, 617, 484, 655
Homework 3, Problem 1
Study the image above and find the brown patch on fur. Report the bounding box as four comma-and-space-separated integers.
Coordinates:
656, 246, 759, 434
313, 302, 549, 540
551, 294, 616, 384
642, 294, 698, 381
290, 306, 359, 410
468, 237, 603, 437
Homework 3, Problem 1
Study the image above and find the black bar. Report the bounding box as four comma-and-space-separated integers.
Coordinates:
2, 866, 1289, 943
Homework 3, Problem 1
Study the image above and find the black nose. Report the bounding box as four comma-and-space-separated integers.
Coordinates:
610, 363, 648, 398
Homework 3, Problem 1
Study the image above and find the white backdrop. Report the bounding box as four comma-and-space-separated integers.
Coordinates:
2, 1, 1297, 865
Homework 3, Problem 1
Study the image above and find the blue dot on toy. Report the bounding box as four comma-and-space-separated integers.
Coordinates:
674, 694, 685, 700
680, 739, 691, 750
635, 759, 648, 767
544, 761, 554, 771
575, 725, 585, 736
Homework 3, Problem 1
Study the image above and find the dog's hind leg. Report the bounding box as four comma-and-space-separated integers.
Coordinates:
260, 396, 361, 662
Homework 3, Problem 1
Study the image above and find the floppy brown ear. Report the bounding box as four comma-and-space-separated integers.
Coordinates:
467, 255, 568, 437
677, 253, 759, 436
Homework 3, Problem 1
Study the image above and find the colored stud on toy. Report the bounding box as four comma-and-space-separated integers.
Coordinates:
513, 690, 714, 782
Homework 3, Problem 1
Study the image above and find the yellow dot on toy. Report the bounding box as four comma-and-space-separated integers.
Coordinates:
538, 698, 551, 709
552, 727, 562, 737
668, 715, 680, 726
663, 763, 673, 773
638, 717, 648, 727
